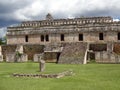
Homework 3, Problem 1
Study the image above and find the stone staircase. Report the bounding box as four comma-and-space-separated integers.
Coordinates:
58, 42, 87, 64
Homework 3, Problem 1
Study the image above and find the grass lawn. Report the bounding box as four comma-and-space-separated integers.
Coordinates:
0, 62, 120, 90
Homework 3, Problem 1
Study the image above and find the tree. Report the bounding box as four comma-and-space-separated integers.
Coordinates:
0, 36, 6, 45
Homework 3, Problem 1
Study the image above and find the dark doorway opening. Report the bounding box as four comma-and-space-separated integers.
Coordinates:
46, 35, 49, 41
118, 32, 120, 40
25, 35, 28, 42
99, 33, 103, 40
41, 35, 44, 42
87, 52, 95, 63
79, 34, 83, 41
56, 52, 61, 63
61, 34, 64, 41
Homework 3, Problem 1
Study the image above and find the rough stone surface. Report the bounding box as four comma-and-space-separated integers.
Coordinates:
34, 53, 44, 62
0, 55, 3, 62
2, 45, 17, 59
23, 45, 44, 60
89, 44, 107, 51
58, 42, 87, 64
44, 52, 57, 62
95, 51, 120, 63
6, 53, 28, 62
16, 45, 24, 54
39, 60, 45, 72
13, 70, 73, 78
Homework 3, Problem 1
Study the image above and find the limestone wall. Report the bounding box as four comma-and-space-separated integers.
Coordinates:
84, 32, 99, 42
58, 42, 87, 64
89, 44, 107, 51
17, 16, 113, 27
7, 35, 25, 44
1, 44, 44, 61
7, 30, 120, 45
2, 45, 17, 59
44, 52, 57, 62
28, 35, 40, 44
95, 51, 120, 63
6, 53, 28, 62
105, 32, 117, 42
23, 45, 44, 60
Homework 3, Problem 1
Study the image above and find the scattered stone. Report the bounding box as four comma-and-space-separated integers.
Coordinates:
12, 70, 74, 78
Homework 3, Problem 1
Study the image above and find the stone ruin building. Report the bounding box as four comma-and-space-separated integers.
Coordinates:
1, 13, 120, 64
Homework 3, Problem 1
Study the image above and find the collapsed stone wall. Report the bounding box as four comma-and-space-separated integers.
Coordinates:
1, 44, 44, 61
23, 45, 44, 60
58, 42, 87, 64
6, 53, 28, 62
2, 45, 17, 59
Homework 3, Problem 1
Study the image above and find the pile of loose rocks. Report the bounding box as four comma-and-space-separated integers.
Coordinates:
13, 70, 73, 78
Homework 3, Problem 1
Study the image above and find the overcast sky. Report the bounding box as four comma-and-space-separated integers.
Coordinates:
0, 0, 120, 37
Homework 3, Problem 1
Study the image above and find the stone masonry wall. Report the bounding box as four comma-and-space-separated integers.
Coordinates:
7, 31, 119, 45
23, 45, 44, 60
7, 35, 25, 44
2, 45, 17, 59
6, 53, 28, 62
89, 44, 107, 51
44, 52, 57, 62
113, 43, 120, 55
2, 44, 44, 61
95, 51, 120, 63
58, 42, 87, 64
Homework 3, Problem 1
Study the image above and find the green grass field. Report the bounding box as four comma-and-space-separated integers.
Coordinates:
0, 62, 120, 90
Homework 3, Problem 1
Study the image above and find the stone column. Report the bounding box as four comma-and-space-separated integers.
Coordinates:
38, 54, 45, 72
39, 60, 45, 72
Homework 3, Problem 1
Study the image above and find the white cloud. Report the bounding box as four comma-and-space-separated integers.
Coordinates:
0, 0, 120, 37
1, 0, 120, 36
0, 27, 7, 38
113, 19, 119, 21
11, 0, 120, 20
1, 0, 120, 21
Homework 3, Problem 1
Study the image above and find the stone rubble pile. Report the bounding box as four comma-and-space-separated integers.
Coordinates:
13, 70, 73, 78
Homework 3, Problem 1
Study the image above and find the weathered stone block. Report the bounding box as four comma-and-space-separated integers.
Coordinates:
0, 55, 3, 62
17, 54, 28, 62
6, 53, 28, 62
110, 54, 116, 63
95, 52, 100, 60
39, 60, 45, 72
6, 53, 15, 62
34, 53, 44, 62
